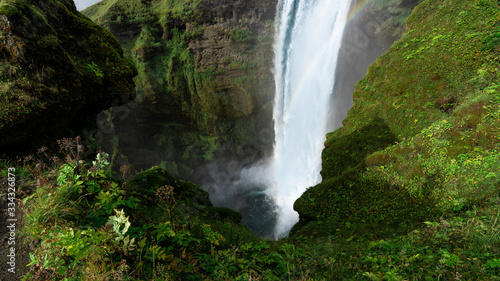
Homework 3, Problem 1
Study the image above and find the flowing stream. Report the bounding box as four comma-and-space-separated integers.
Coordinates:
270, 0, 350, 238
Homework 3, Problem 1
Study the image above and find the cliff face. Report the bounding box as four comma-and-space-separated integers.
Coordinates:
293, 0, 500, 237
0, 0, 136, 152
82, 0, 276, 178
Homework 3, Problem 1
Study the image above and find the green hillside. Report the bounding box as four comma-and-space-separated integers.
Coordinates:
294, 0, 500, 237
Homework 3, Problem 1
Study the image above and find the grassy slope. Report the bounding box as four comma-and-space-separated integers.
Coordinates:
294, 0, 499, 234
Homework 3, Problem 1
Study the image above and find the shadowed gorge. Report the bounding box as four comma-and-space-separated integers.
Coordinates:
82, 0, 281, 238
81, 0, 418, 238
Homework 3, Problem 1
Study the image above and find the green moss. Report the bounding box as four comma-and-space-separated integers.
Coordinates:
159, 160, 181, 178
180, 134, 220, 161
0, 0, 136, 149
228, 28, 254, 43
83, 0, 274, 134
0, 4, 20, 18
293, 118, 437, 237
321, 117, 398, 179
158, 0, 203, 19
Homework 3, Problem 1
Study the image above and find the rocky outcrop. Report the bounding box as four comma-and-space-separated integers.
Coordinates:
0, 0, 136, 153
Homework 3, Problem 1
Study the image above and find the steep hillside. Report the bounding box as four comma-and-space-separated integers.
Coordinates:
0, 0, 136, 153
294, 0, 500, 238
82, 0, 276, 177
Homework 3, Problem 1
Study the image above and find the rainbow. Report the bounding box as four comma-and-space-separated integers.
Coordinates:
345, 0, 373, 26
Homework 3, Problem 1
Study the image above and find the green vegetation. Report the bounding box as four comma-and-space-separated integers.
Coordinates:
83, 0, 203, 25
17, 139, 333, 280
293, 118, 437, 238
228, 28, 254, 43
295, 0, 500, 232
371, 0, 416, 26
17, 138, 500, 280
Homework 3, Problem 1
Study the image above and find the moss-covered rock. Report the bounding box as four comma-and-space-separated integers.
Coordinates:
205, 206, 242, 223
83, 0, 275, 126
128, 166, 211, 206
0, 0, 136, 152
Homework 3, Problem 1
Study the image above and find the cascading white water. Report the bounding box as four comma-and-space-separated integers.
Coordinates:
270, 0, 350, 238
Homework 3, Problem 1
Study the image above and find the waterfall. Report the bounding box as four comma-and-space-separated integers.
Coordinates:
270, 0, 350, 238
